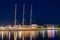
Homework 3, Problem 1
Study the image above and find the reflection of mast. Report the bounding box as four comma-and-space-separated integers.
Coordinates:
14, 3, 17, 40
8, 31, 10, 40
2, 30, 3, 40
22, 4, 25, 40
8, 25, 11, 40
1, 27, 4, 40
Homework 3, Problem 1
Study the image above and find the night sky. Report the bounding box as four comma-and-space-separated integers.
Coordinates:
0, 0, 60, 26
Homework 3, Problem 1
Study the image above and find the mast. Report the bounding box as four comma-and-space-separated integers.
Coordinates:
22, 4, 25, 26
30, 4, 32, 26
14, 3, 17, 26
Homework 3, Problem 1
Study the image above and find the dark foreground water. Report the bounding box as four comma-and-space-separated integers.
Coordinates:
0, 36, 60, 40
0, 33, 60, 40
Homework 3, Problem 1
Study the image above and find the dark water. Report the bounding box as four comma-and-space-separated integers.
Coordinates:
3, 36, 60, 40
0, 34, 60, 40
0, 36, 60, 40
0, 31, 60, 40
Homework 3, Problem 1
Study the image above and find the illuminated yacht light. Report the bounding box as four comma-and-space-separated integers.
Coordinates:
40, 29, 45, 38
18, 27, 22, 38
8, 25, 11, 40
47, 26, 55, 38
51, 26, 55, 38
0, 26, 4, 40
2, 31, 3, 40
31, 24, 38, 27
31, 25, 36, 37
47, 27, 51, 38
42, 30, 45, 38
0, 26, 5, 29
31, 30, 35, 37
9, 25, 12, 28
55, 27, 59, 37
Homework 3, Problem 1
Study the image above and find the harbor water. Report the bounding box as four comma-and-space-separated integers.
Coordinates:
0, 29, 60, 40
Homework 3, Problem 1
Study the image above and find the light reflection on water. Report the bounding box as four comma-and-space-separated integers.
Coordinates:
0, 31, 60, 40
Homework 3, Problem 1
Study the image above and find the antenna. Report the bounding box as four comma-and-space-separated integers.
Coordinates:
22, 4, 25, 26
30, 4, 32, 26
14, 3, 17, 26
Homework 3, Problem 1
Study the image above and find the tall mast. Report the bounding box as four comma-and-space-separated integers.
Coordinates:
30, 4, 32, 26
14, 4, 17, 26
22, 4, 25, 26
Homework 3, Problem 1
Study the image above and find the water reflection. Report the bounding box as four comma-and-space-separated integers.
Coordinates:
0, 30, 60, 40
3, 32, 60, 40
